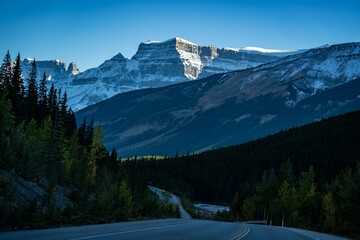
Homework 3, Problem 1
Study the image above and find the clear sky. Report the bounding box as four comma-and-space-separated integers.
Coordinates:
1, 0, 359, 71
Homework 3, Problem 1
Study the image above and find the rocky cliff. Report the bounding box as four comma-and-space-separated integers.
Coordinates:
20, 38, 303, 111
76, 42, 360, 157
65, 37, 301, 110
22, 58, 79, 84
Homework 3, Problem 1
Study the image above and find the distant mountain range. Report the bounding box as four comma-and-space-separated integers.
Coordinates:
76, 42, 360, 157
21, 37, 303, 111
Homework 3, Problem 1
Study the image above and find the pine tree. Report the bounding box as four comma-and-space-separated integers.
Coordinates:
322, 191, 335, 231
0, 51, 12, 94
78, 118, 87, 145
297, 166, 318, 228
47, 84, 57, 118
85, 118, 95, 148
60, 91, 67, 113
116, 179, 133, 220
26, 59, 38, 121
0, 93, 14, 168
231, 192, 242, 221
9, 53, 25, 121
109, 148, 118, 173
87, 124, 107, 187
38, 72, 48, 121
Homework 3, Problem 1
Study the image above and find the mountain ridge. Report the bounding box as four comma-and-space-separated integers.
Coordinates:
20, 37, 306, 111
76, 41, 360, 157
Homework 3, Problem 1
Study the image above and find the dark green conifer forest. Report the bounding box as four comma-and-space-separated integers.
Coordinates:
0, 51, 179, 230
1, 50, 359, 238
124, 110, 360, 238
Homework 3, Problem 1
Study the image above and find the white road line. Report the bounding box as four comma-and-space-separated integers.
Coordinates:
69, 220, 200, 240
230, 225, 251, 240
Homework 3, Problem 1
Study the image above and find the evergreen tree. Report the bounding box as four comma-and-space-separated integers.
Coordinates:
87, 124, 107, 187
322, 191, 335, 231
9, 53, 25, 121
24, 119, 40, 177
231, 192, 241, 221
48, 84, 57, 116
65, 109, 76, 138
0, 51, 12, 94
242, 195, 256, 220
85, 118, 95, 148
297, 166, 318, 227
60, 91, 67, 114
109, 148, 118, 173
38, 72, 48, 121
116, 179, 133, 220
0, 93, 14, 168
26, 59, 38, 121
78, 118, 87, 146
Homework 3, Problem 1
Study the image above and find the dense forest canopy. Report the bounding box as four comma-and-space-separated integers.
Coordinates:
0, 51, 179, 230
124, 110, 360, 237
0, 50, 359, 238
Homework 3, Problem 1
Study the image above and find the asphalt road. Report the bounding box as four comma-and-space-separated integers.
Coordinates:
244, 224, 348, 240
0, 219, 347, 240
148, 186, 192, 219
0, 219, 247, 240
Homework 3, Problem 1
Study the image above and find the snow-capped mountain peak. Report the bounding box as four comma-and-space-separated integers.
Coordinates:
21, 38, 307, 111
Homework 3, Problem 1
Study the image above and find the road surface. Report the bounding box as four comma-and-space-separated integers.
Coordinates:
0, 219, 246, 240
243, 224, 348, 240
148, 186, 192, 219
0, 219, 347, 240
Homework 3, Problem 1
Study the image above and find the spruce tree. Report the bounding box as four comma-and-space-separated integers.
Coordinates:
78, 118, 87, 145
38, 72, 48, 121
48, 84, 57, 117
26, 59, 38, 121
60, 91, 67, 114
0, 93, 14, 167
10, 53, 25, 122
0, 50, 12, 94
85, 118, 95, 148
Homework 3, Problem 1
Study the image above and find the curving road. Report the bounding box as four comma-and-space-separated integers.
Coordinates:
148, 186, 192, 219
244, 224, 347, 240
0, 219, 247, 240
0, 219, 347, 240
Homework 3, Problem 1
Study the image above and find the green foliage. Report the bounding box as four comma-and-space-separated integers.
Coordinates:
9, 53, 24, 122
124, 110, 360, 237
26, 59, 38, 121
0, 50, 12, 93
0, 51, 179, 231
322, 192, 335, 231
0, 93, 13, 168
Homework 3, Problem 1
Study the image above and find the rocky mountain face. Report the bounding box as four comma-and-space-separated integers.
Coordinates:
76, 42, 360, 157
59, 37, 300, 111
22, 58, 79, 84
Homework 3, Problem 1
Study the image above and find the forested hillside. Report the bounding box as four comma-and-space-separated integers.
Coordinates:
0, 51, 179, 230
124, 110, 360, 237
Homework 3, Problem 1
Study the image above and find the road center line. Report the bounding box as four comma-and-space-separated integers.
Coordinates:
230, 225, 251, 240
69, 220, 200, 240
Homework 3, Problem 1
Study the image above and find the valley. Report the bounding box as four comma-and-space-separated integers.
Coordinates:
1, 38, 359, 239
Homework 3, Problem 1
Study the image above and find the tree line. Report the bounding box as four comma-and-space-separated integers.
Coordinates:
0, 51, 179, 230
124, 110, 360, 238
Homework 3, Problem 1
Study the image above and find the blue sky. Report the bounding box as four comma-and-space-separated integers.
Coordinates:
1, 0, 359, 70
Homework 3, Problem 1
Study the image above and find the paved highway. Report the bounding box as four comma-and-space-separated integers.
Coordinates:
148, 186, 192, 219
0, 219, 347, 240
0, 219, 247, 240
244, 224, 347, 240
